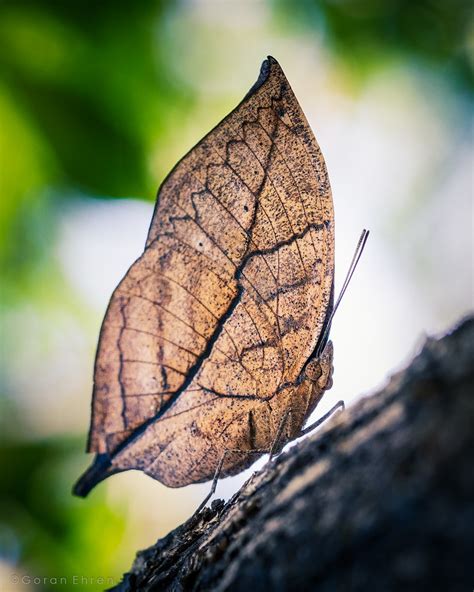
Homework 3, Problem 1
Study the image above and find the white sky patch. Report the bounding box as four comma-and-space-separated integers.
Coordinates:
56, 198, 154, 311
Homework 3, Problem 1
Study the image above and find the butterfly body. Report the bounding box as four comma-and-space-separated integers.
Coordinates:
74, 56, 335, 496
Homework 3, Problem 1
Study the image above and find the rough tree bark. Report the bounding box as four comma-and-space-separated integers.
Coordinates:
112, 315, 473, 592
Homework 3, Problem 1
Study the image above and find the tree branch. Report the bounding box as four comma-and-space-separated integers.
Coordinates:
112, 315, 473, 591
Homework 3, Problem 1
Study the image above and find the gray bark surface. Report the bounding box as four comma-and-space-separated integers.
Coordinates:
112, 315, 473, 592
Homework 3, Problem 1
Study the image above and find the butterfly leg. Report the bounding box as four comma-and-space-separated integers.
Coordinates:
269, 410, 292, 460
299, 400, 344, 437
196, 447, 267, 514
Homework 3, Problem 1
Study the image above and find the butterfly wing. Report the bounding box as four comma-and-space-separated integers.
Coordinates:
74, 57, 334, 495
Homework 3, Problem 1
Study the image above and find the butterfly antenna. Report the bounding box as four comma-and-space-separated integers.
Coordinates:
316, 229, 369, 357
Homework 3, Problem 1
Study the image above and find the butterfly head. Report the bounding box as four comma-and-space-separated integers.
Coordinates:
304, 340, 334, 392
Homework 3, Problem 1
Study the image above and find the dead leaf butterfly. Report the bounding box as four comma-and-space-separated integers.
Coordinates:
74, 56, 368, 500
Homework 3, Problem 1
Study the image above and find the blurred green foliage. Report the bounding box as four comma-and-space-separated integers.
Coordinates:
0, 1, 193, 587
0, 0, 193, 301
0, 437, 128, 588
272, 0, 474, 91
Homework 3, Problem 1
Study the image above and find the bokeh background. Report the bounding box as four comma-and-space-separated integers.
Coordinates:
1, 0, 472, 589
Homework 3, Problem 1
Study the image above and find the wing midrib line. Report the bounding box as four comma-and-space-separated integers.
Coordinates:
105, 113, 275, 461
107, 215, 322, 466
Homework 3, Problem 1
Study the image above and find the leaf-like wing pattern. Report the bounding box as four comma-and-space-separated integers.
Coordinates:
75, 57, 334, 495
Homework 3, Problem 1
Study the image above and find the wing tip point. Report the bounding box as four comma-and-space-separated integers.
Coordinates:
245, 55, 281, 100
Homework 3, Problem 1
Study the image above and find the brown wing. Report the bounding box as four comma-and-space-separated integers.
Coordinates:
75, 56, 334, 495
